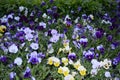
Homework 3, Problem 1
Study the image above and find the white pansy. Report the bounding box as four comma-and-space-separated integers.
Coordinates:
72, 72, 77, 77
47, 44, 54, 54
91, 69, 98, 76
19, 6, 25, 12
105, 71, 111, 78
42, 13, 47, 18
14, 16, 20, 21
31, 76, 36, 80
8, 44, 18, 53
24, 27, 34, 34
91, 59, 98, 64
25, 33, 34, 41
80, 38, 88, 42
30, 43, 39, 50
74, 17, 80, 23
92, 61, 100, 69
69, 59, 74, 64
64, 74, 74, 80
14, 57, 22, 66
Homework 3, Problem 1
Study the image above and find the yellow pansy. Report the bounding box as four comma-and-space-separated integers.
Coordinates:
79, 69, 86, 76
63, 70, 69, 76
73, 61, 81, 70
63, 67, 70, 76
62, 57, 68, 66
58, 66, 63, 74
0, 25, 6, 33
47, 57, 53, 65
54, 61, 60, 67
53, 57, 60, 67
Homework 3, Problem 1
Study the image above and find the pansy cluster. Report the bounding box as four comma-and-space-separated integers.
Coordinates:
0, 1, 120, 80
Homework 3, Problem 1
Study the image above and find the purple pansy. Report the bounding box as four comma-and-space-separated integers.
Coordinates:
37, 52, 45, 58
94, 28, 104, 39
97, 44, 105, 54
28, 51, 41, 64
23, 67, 31, 78
0, 56, 7, 63
112, 53, 120, 66
83, 50, 95, 60
79, 36, 88, 47
107, 35, 113, 42
9, 72, 16, 80
68, 53, 76, 60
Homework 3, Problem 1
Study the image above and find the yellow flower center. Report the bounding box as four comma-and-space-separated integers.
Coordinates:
54, 62, 60, 67
48, 58, 53, 65
80, 70, 86, 76
63, 70, 69, 76
58, 67, 63, 74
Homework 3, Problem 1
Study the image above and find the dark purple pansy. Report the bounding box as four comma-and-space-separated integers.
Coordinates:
0, 56, 7, 63
15, 31, 25, 37
68, 53, 76, 60
95, 28, 104, 39
16, 22, 23, 28
109, 24, 118, 30
47, 30, 52, 36
23, 67, 31, 78
78, 6, 82, 12
49, 0, 54, 3
37, 25, 44, 31
103, 13, 111, 21
41, 1, 46, 6
20, 15, 28, 22
83, 50, 95, 60
52, 6, 57, 12
19, 36, 25, 43
79, 36, 88, 47
107, 35, 113, 42
53, 12, 59, 19
47, 9, 53, 15
37, 11, 42, 17
82, 14, 87, 19
9, 25, 15, 30
112, 52, 120, 66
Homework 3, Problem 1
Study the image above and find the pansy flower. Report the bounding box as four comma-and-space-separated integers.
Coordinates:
23, 67, 31, 78
83, 50, 95, 60
9, 72, 16, 80
8, 44, 18, 54
14, 57, 23, 66
28, 51, 41, 64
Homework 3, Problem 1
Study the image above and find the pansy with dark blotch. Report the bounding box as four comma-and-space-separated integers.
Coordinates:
68, 53, 76, 60
9, 72, 16, 80
112, 52, 120, 66
28, 51, 41, 64
83, 50, 95, 60
0, 55, 7, 63
23, 67, 31, 78
79, 36, 88, 47
94, 28, 104, 39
